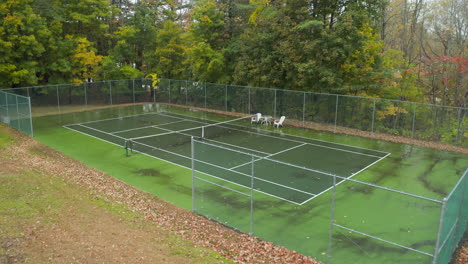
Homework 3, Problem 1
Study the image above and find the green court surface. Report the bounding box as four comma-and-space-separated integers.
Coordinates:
32, 104, 467, 264
64, 111, 389, 205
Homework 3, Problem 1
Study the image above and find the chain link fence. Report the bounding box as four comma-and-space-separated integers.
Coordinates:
0, 90, 33, 136
192, 138, 467, 264
2, 78, 466, 147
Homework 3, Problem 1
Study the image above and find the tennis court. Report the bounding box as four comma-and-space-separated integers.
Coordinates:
64, 111, 390, 204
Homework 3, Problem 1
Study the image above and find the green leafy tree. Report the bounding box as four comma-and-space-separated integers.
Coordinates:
0, 0, 50, 87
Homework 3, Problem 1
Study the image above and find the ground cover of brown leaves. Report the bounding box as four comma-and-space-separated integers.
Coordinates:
2, 127, 318, 264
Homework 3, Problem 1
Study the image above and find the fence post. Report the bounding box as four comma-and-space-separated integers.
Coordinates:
274, 89, 277, 118
334, 95, 339, 132
371, 98, 376, 133
132, 79, 136, 103
84, 83, 88, 107
191, 137, 196, 212
5, 92, 9, 123
204, 82, 207, 109
327, 174, 337, 264
411, 104, 416, 138
302, 92, 306, 128
455, 108, 462, 145
28, 97, 33, 137
248, 87, 251, 114
432, 198, 447, 264
109, 81, 113, 105
168, 79, 171, 104
185, 80, 188, 105
15, 96, 21, 131
250, 154, 255, 235
225, 84, 228, 112
56, 85, 61, 113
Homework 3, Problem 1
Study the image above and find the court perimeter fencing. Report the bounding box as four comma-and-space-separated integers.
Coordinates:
4, 78, 466, 147
0, 90, 33, 136
1, 79, 467, 262
192, 138, 467, 264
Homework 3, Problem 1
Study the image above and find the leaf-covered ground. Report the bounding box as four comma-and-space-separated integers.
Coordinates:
0, 124, 319, 263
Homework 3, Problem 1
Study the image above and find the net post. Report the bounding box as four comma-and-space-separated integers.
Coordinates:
56, 85, 61, 114
432, 197, 447, 264
302, 92, 306, 128
201, 126, 205, 138
327, 174, 337, 264
250, 154, 254, 235
109, 81, 113, 105
191, 136, 196, 212
411, 103, 416, 138
371, 98, 376, 133
334, 95, 339, 132
28, 96, 34, 137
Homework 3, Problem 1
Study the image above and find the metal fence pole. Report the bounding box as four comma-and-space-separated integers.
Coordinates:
371, 98, 376, 133
250, 154, 255, 235
5, 92, 9, 122
15, 96, 21, 131
168, 79, 171, 104
334, 95, 339, 132
109, 81, 113, 105
132, 79, 136, 103
455, 108, 462, 144
185, 80, 188, 105
56, 85, 61, 113
411, 104, 416, 138
327, 174, 337, 264
432, 198, 447, 264
248, 87, 251, 114
191, 137, 196, 212
28, 97, 33, 137
84, 83, 88, 107
302, 92, 306, 128
225, 84, 228, 112
274, 89, 277, 118
204, 82, 207, 109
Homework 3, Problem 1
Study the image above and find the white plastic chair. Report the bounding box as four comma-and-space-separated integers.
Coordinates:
251, 113, 262, 124
274, 116, 285, 128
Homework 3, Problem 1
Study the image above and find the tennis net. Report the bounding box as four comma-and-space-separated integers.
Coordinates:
125, 114, 253, 159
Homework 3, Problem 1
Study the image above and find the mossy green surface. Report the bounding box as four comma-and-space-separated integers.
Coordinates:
32, 104, 467, 264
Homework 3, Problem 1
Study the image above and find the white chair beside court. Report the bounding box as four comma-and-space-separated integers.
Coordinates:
274, 116, 285, 128
251, 113, 262, 124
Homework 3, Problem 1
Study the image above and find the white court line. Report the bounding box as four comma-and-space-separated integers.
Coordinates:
159, 112, 385, 159
163, 112, 390, 156
63, 124, 314, 204
77, 112, 164, 125
111, 119, 187, 134
298, 152, 391, 205
76, 124, 127, 140
63, 125, 302, 205
150, 125, 272, 156
229, 143, 308, 170
65, 112, 390, 205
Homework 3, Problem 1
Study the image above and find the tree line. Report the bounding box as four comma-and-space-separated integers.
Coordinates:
0, 0, 466, 107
